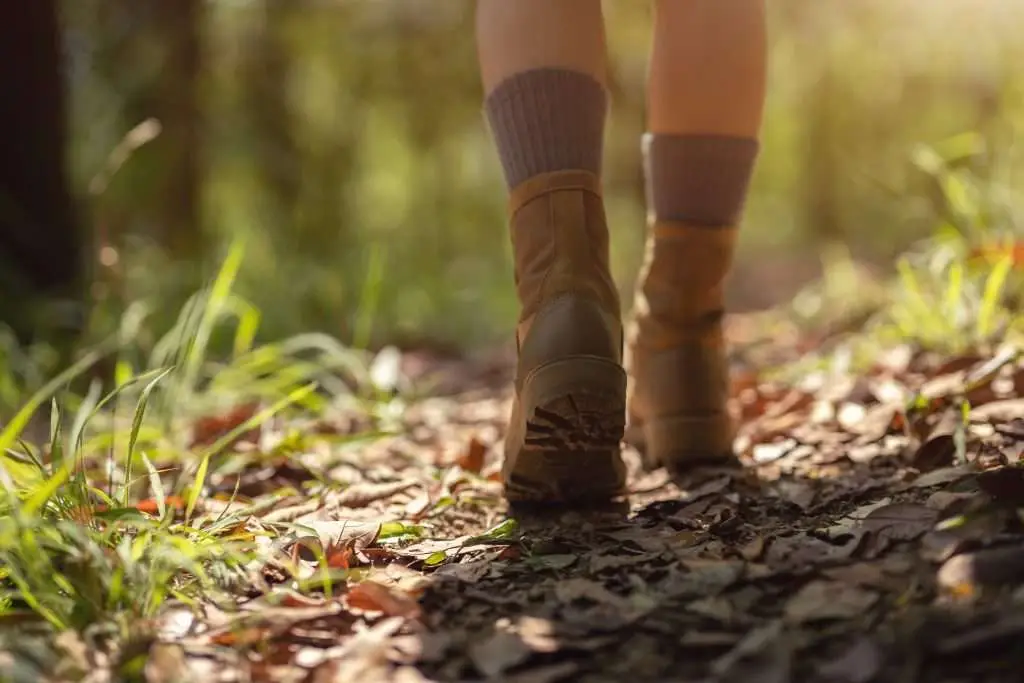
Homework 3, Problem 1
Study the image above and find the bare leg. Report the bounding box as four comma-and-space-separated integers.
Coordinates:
477, 1, 627, 505
648, 0, 766, 137
626, 0, 767, 472
476, 0, 607, 93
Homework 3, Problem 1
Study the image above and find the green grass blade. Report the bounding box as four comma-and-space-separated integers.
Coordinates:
140, 452, 167, 521
227, 297, 261, 359
68, 379, 103, 463
22, 463, 71, 516
353, 243, 386, 351
124, 367, 174, 507
182, 239, 246, 396
977, 252, 1013, 340
943, 260, 964, 323
48, 397, 60, 457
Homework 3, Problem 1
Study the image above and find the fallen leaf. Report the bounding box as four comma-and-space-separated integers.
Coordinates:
784, 581, 878, 623
817, 637, 883, 683
210, 627, 270, 648
270, 589, 326, 608
752, 439, 797, 464
502, 662, 579, 683
924, 490, 975, 511
189, 402, 260, 449
369, 345, 403, 393
661, 560, 745, 598
680, 631, 742, 648
905, 466, 972, 490
434, 558, 492, 584
290, 520, 382, 561
469, 630, 531, 678
91, 496, 187, 516
739, 536, 766, 561
516, 616, 560, 653
822, 563, 891, 589
528, 553, 577, 571
457, 436, 487, 473
861, 502, 938, 542
910, 430, 958, 471
937, 544, 1024, 595
837, 402, 868, 431
143, 644, 190, 683
768, 479, 817, 510
588, 551, 659, 573
933, 613, 1024, 655
968, 398, 1024, 424
710, 620, 791, 683
976, 466, 1024, 504
554, 578, 631, 610
346, 580, 420, 619
334, 480, 417, 508
687, 596, 737, 622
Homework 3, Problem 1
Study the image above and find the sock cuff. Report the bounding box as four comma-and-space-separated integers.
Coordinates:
485, 68, 607, 189
643, 133, 759, 226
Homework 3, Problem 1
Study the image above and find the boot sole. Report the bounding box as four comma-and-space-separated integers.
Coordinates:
506, 356, 627, 504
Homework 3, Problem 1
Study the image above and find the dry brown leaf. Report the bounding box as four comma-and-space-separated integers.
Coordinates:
904, 466, 972, 490
434, 558, 493, 583
784, 580, 878, 623
861, 502, 938, 541
457, 436, 487, 473
937, 544, 1024, 594
334, 480, 418, 508
469, 630, 532, 679
816, 637, 882, 683
968, 398, 1024, 424
976, 466, 1024, 504
502, 662, 580, 683
909, 409, 962, 471
290, 520, 381, 561
554, 578, 631, 610
143, 644, 191, 683
189, 401, 260, 449
346, 580, 421, 619
661, 560, 745, 598
210, 627, 270, 648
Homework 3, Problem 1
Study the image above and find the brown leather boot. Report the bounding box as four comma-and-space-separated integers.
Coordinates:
502, 170, 627, 504
624, 222, 739, 473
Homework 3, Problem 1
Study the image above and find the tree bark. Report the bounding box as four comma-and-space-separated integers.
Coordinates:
0, 0, 85, 342
150, 0, 203, 261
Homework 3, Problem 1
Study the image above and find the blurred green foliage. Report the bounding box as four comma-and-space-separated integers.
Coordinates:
61, 0, 1024, 352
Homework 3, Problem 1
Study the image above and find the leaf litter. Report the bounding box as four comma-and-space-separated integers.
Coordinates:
3, 335, 1024, 682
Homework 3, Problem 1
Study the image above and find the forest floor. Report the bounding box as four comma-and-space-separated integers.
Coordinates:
4, 309, 1024, 683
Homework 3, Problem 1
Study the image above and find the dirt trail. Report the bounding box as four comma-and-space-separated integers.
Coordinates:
124, 340, 1024, 683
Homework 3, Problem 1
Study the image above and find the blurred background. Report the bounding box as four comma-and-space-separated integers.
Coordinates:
58, 0, 1024, 353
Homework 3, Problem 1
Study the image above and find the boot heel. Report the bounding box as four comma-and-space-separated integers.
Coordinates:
641, 413, 736, 471
520, 356, 626, 453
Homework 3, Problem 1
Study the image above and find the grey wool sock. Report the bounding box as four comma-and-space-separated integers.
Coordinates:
484, 68, 608, 189
643, 133, 759, 226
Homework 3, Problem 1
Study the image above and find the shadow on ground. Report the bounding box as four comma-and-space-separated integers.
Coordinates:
389, 343, 1024, 683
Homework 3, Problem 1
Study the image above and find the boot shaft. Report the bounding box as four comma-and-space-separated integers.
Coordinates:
631, 221, 737, 351
508, 170, 620, 329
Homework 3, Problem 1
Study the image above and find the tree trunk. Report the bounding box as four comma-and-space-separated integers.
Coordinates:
0, 0, 85, 343
151, 0, 203, 261
241, 0, 300, 236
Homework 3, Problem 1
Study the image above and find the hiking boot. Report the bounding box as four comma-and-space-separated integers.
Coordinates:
502, 170, 627, 504
624, 222, 739, 473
